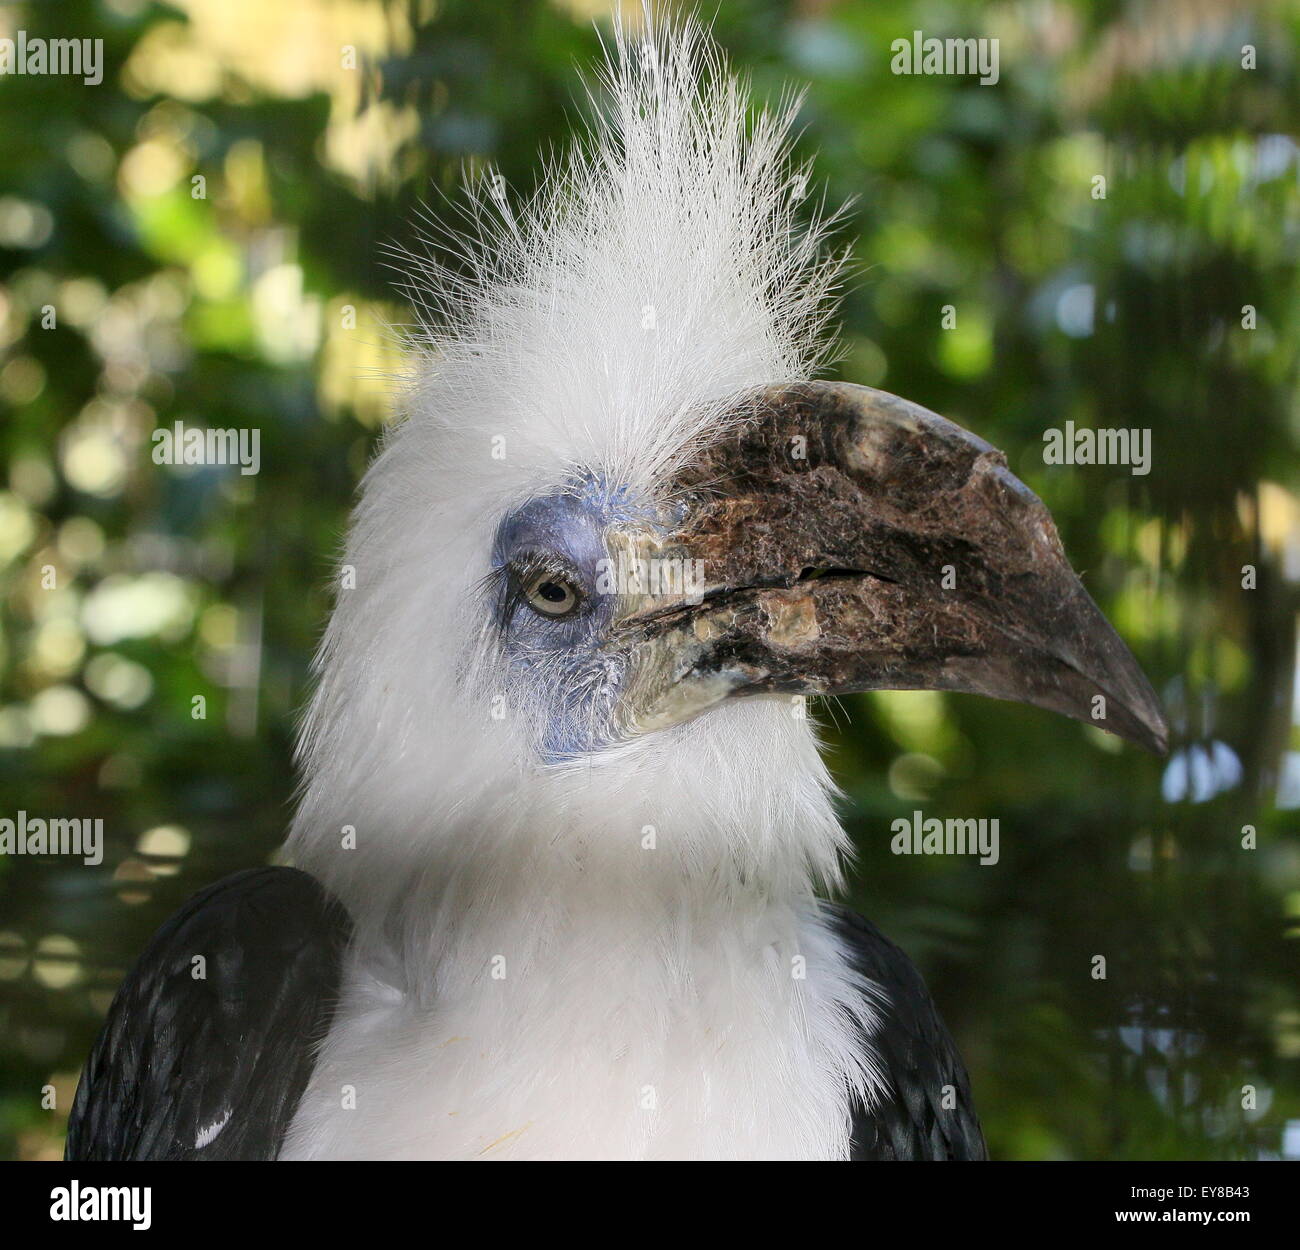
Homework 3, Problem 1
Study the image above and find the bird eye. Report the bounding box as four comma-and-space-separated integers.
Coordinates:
523, 571, 581, 619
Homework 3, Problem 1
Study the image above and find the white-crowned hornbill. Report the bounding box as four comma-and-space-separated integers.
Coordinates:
67, 17, 1165, 1161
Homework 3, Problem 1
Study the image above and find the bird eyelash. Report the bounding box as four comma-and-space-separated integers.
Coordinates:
482, 550, 584, 634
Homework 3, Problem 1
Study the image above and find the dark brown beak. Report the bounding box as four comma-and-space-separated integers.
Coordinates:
612, 381, 1168, 754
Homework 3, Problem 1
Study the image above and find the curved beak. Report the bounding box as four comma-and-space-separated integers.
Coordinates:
610, 381, 1168, 754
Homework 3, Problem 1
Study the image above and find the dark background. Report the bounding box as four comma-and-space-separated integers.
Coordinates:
1, 0, 1298, 1160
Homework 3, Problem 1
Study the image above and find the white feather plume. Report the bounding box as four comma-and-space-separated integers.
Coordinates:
396, 10, 844, 492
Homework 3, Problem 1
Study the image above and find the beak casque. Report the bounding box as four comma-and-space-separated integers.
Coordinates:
610, 381, 1168, 754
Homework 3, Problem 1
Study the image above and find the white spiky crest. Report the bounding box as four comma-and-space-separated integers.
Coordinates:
399, 10, 843, 494
282, 13, 881, 1161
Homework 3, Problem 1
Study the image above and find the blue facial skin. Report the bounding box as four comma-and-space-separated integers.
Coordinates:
490, 476, 661, 762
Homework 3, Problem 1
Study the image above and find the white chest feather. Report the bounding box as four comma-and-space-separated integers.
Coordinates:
281, 897, 878, 1161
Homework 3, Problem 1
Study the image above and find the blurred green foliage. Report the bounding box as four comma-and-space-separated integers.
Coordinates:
1, 0, 1298, 1160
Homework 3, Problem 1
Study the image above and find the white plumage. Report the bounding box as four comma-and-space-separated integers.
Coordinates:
281, 14, 881, 1160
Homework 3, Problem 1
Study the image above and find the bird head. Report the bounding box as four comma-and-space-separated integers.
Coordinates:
289, 18, 1164, 906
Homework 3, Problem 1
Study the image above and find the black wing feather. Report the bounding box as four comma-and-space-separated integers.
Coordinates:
66, 866, 351, 1161
826, 904, 987, 1160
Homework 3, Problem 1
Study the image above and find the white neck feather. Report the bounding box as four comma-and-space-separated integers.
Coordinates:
283, 702, 881, 1159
